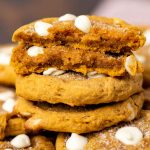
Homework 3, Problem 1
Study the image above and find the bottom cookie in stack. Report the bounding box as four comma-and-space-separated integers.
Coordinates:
13, 93, 144, 134
56, 110, 150, 150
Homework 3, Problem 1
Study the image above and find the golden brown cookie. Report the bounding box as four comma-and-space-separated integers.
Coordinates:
14, 93, 144, 134
16, 73, 143, 106
56, 110, 150, 150
11, 16, 145, 76
0, 135, 55, 150
0, 45, 16, 86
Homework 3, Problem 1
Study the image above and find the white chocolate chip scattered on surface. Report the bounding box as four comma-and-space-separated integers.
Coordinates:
34, 21, 52, 36
10, 134, 31, 148
143, 29, 150, 46
59, 14, 76, 21
27, 46, 44, 57
2, 98, 15, 113
74, 15, 91, 33
115, 126, 143, 145
66, 133, 88, 150
125, 55, 137, 76
0, 91, 15, 102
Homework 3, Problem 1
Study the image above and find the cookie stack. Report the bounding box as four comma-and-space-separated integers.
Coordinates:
10, 15, 147, 149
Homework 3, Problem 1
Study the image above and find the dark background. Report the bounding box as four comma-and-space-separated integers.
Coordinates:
0, 0, 99, 44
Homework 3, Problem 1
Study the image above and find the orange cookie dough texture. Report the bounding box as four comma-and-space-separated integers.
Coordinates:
0, 135, 55, 150
16, 73, 143, 106
11, 16, 145, 76
14, 93, 144, 134
11, 44, 143, 76
56, 110, 150, 150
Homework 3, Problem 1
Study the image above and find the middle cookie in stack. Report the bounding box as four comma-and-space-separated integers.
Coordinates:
11, 15, 145, 134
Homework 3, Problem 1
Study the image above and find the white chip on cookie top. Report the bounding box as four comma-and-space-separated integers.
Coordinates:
66, 133, 88, 150
2, 98, 15, 113
34, 21, 52, 36
10, 134, 31, 148
27, 46, 44, 57
75, 15, 91, 33
143, 29, 150, 46
115, 126, 143, 145
59, 14, 76, 21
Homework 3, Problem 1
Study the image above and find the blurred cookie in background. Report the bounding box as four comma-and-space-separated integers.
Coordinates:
0, 45, 16, 86
143, 88, 150, 110
134, 27, 150, 87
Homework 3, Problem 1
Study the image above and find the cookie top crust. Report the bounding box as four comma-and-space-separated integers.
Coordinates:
12, 16, 145, 53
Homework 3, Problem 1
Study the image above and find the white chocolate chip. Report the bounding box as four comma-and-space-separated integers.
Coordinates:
0, 53, 11, 65
0, 91, 15, 102
2, 98, 15, 113
75, 15, 91, 33
115, 127, 143, 145
125, 55, 137, 76
10, 134, 31, 148
34, 21, 52, 36
144, 29, 150, 46
66, 133, 87, 150
51, 70, 65, 76
27, 46, 44, 57
43, 68, 65, 76
43, 68, 57, 75
59, 14, 76, 21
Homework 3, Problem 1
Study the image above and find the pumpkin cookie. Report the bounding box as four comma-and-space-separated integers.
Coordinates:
14, 93, 144, 134
16, 73, 143, 106
0, 45, 16, 86
11, 16, 145, 76
56, 110, 150, 150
